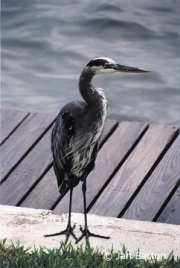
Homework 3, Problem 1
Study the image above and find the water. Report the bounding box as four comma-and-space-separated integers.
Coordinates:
1, 0, 180, 125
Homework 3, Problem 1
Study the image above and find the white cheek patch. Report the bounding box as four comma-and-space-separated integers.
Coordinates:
95, 67, 116, 75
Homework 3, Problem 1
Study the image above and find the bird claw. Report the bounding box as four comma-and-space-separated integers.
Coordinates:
75, 226, 110, 245
44, 223, 78, 244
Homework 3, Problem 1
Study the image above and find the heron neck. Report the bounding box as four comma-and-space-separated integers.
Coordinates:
79, 71, 102, 106
79, 75, 92, 103
79, 69, 107, 132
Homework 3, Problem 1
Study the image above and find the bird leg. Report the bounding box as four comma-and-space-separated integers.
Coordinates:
44, 188, 78, 244
76, 179, 110, 245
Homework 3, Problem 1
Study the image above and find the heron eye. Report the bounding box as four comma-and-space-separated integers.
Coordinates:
104, 63, 110, 68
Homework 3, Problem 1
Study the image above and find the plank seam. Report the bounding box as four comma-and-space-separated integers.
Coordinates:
86, 123, 149, 213
118, 128, 180, 218
99, 121, 119, 150
0, 118, 56, 185
16, 162, 53, 207
0, 112, 30, 146
50, 189, 68, 210
153, 178, 180, 223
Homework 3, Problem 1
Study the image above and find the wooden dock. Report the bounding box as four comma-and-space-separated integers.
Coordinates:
0, 108, 179, 225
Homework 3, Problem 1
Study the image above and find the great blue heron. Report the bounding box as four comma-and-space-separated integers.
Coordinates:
45, 57, 149, 245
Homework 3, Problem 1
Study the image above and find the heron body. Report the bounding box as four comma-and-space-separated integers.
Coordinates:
52, 81, 107, 193
45, 57, 149, 244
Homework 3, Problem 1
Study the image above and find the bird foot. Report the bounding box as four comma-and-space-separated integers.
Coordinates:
76, 226, 110, 245
44, 223, 78, 244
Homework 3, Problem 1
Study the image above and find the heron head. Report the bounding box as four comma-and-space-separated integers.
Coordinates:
86, 57, 149, 75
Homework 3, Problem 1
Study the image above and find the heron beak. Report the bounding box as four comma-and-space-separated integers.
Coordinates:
108, 64, 150, 73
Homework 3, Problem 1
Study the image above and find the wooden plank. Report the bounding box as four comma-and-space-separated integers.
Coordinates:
0, 128, 53, 206
122, 135, 180, 222
89, 124, 179, 217
99, 119, 118, 146
54, 121, 148, 215
0, 112, 56, 182
0, 109, 29, 145
20, 168, 58, 209
20, 119, 118, 209
157, 186, 180, 225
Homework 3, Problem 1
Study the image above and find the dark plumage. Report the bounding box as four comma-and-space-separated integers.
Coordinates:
51, 100, 99, 195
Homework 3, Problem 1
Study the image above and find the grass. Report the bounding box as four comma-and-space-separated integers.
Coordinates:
0, 239, 179, 268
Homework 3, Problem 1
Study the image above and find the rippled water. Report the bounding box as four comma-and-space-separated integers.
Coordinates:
1, 0, 180, 125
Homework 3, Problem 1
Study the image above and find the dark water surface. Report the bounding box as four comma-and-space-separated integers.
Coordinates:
2, 0, 180, 125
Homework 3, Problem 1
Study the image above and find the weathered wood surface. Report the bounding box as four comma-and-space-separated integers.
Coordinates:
0, 109, 179, 225
0, 109, 29, 145
90, 125, 179, 218
122, 136, 180, 222
157, 186, 180, 225
1, 128, 53, 206
0, 112, 56, 183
